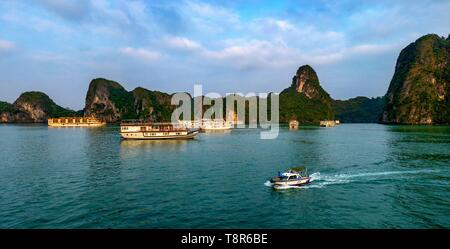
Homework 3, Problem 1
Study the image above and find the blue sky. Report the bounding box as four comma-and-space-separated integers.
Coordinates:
0, 0, 449, 109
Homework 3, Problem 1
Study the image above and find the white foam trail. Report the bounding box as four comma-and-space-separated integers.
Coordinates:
309, 172, 321, 182
265, 169, 438, 190
264, 180, 273, 187
317, 169, 437, 182
272, 183, 326, 190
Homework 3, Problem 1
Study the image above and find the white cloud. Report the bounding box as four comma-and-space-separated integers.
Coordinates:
185, 0, 239, 23
30, 16, 73, 34
349, 44, 396, 55
120, 47, 161, 61
31, 51, 68, 62
1, 11, 20, 23
196, 37, 400, 69
201, 39, 297, 69
37, 0, 91, 21
183, 0, 241, 33
164, 36, 202, 51
91, 0, 131, 25
300, 42, 400, 65
0, 39, 16, 53
250, 18, 296, 33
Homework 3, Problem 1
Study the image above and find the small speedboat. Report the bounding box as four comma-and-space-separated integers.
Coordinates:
270, 167, 311, 187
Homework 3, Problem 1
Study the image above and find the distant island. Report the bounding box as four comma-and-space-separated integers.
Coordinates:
1, 33, 449, 125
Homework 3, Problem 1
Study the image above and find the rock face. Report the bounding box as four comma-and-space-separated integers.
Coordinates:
0, 101, 31, 122
0, 92, 78, 123
84, 78, 174, 122
382, 34, 450, 124
333, 96, 384, 123
280, 65, 334, 124
84, 78, 135, 122
132, 87, 175, 122
293, 65, 323, 99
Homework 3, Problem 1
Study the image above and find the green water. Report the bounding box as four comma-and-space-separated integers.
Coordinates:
0, 124, 449, 228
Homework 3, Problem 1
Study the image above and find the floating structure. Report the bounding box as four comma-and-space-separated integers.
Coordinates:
319, 120, 337, 127
289, 120, 299, 130
120, 120, 198, 140
335, 120, 340, 125
179, 119, 233, 131
48, 117, 106, 127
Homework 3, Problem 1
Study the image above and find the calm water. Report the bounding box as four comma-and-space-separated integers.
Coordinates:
0, 124, 449, 228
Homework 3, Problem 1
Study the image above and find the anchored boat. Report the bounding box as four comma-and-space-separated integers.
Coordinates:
270, 167, 311, 187
48, 117, 106, 127
179, 119, 233, 131
120, 120, 198, 140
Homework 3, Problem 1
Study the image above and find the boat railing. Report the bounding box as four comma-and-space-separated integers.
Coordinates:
48, 117, 105, 123
120, 120, 186, 127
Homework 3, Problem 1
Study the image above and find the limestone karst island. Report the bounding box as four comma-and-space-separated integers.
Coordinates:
1, 34, 449, 125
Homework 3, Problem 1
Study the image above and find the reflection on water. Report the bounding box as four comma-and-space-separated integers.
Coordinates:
201, 129, 232, 134
119, 138, 192, 160
386, 125, 450, 134
120, 139, 190, 148
382, 125, 450, 228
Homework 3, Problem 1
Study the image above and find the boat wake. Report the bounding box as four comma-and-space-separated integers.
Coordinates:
265, 169, 438, 190
264, 181, 273, 187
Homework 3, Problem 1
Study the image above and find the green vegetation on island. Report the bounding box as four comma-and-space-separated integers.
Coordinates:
84, 78, 174, 122
333, 96, 384, 123
0, 101, 15, 113
280, 65, 334, 124
0, 92, 79, 123
15, 92, 80, 119
382, 34, 450, 124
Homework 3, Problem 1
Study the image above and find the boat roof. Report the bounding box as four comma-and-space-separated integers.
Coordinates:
178, 119, 227, 122
121, 120, 183, 126
49, 116, 84, 119
48, 117, 101, 120
282, 172, 299, 177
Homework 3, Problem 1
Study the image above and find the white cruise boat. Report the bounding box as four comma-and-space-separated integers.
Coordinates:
120, 120, 198, 140
201, 119, 233, 131
179, 119, 233, 131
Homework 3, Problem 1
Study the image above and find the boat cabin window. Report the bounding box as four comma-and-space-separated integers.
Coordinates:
288, 176, 298, 180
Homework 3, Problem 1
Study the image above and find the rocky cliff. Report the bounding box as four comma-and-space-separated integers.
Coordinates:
0, 101, 31, 122
84, 78, 135, 122
84, 78, 174, 122
132, 87, 175, 122
279, 65, 334, 124
0, 92, 78, 123
382, 34, 450, 124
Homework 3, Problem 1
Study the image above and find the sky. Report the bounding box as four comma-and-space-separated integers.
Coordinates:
0, 0, 449, 110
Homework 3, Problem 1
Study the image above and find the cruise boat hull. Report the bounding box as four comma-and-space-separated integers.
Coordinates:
121, 131, 198, 140
120, 121, 200, 140
49, 123, 106, 127
48, 117, 106, 127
